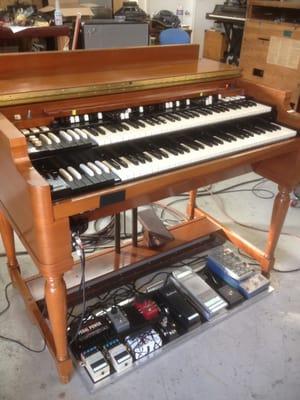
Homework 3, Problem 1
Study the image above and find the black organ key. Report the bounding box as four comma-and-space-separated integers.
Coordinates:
133, 152, 147, 164
105, 125, 117, 133
120, 123, 130, 131
268, 122, 281, 131
196, 134, 215, 147
114, 124, 125, 132
135, 120, 146, 128
155, 116, 167, 124
146, 146, 163, 160
126, 120, 141, 129
176, 111, 191, 119
160, 114, 176, 122
149, 116, 163, 124
90, 126, 106, 136
142, 117, 156, 126
209, 105, 222, 113
160, 143, 179, 155
168, 113, 181, 121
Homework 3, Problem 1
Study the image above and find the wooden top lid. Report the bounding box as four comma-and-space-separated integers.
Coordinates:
0, 45, 240, 106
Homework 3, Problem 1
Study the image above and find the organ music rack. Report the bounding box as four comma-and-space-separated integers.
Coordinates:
0, 45, 299, 383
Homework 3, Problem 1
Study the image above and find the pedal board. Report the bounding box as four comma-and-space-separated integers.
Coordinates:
69, 243, 270, 388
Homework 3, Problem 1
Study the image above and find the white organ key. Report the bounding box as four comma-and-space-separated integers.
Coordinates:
39, 126, 50, 132
30, 127, 40, 134
87, 162, 102, 175
21, 129, 31, 136
67, 129, 81, 140
95, 160, 111, 173
74, 128, 88, 139
29, 135, 37, 142
59, 130, 73, 142
101, 160, 114, 173
59, 168, 73, 182
79, 163, 94, 177
67, 166, 82, 180
39, 133, 52, 145
47, 132, 61, 143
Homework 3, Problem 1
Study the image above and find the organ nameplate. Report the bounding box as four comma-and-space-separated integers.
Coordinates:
100, 191, 126, 207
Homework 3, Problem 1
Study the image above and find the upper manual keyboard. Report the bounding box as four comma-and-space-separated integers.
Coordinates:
21, 95, 272, 159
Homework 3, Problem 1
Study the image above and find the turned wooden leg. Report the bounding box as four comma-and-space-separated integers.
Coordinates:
45, 274, 72, 383
264, 185, 291, 274
0, 210, 20, 284
187, 190, 197, 220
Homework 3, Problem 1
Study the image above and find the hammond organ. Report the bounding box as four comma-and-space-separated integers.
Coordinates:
0, 45, 299, 383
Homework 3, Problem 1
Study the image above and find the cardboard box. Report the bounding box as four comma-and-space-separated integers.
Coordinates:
39, 0, 94, 17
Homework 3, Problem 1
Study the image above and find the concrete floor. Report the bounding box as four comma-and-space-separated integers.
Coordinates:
0, 172, 300, 400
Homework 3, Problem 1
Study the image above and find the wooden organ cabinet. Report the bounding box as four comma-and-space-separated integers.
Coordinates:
241, 0, 300, 109
0, 45, 299, 383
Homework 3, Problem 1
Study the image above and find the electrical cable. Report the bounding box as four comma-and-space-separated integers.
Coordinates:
162, 177, 273, 213
0, 251, 28, 258
238, 247, 300, 272
251, 179, 274, 199
152, 202, 187, 222
207, 187, 300, 240
206, 187, 300, 273
0, 282, 12, 317
69, 236, 86, 344
273, 267, 300, 273
79, 205, 184, 254
0, 334, 46, 353
67, 271, 174, 326
0, 282, 46, 352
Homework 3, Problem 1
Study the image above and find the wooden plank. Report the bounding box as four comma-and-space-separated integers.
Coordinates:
27, 216, 221, 301
0, 50, 240, 106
